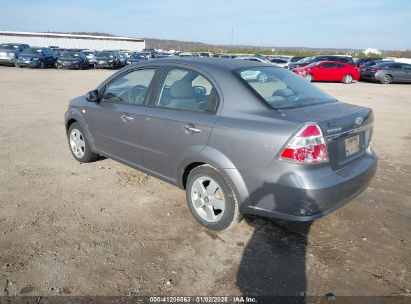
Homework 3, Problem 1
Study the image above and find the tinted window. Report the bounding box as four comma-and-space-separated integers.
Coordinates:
403, 64, 411, 71
323, 63, 337, 68
236, 67, 335, 109
103, 69, 156, 105
392, 63, 402, 69
156, 68, 218, 112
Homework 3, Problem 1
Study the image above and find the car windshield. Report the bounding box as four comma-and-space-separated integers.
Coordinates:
95, 51, 113, 58
61, 52, 81, 59
0, 44, 20, 50
235, 67, 335, 110
22, 48, 42, 55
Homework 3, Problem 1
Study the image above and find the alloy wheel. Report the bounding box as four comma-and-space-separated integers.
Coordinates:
69, 128, 86, 158
190, 176, 226, 223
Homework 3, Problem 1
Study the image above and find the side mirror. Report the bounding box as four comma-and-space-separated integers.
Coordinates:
86, 90, 100, 102
193, 86, 206, 96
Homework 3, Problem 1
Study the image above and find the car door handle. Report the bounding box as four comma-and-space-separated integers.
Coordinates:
183, 125, 201, 134
121, 114, 134, 122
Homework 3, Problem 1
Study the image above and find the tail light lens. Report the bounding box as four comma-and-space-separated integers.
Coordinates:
279, 123, 329, 164
371, 68, 380, 73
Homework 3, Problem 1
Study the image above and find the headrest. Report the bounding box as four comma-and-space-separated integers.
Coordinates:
170, 80, 193, 98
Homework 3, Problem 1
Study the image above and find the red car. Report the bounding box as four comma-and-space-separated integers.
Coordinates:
292, 61, 360, 84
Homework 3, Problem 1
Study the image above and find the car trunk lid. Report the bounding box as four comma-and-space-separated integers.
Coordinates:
280, 102, 373, 171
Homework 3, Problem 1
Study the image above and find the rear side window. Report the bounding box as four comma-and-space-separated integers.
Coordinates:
155, 68, 218, 112
235, 67, 335, 110
392, 63, 402, 69
403, 64, 411, 71
323, 63, 337, 68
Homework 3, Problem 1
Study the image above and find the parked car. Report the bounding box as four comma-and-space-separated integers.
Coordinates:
52, 48, 67, 60
127, 52, 149, 65
81, 50, 96, 67
270, 58, 289, 68
293, 61, 360, 83
361, 62, 411, 84
0, 43, 30, 66
235, 56, 272, 64
94, 51, 123, 69
56, 51, 89, 70
178, 52, 194, 57
65, 58, 377, 231
15, 47, 55, 68
286, 56, 307, 69
359, 59, 393, 75
289, 55, 355, 70
354, 57, 381, 68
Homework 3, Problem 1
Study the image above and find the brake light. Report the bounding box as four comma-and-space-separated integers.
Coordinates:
371, 68, 380, 73
279, 123, 329, 164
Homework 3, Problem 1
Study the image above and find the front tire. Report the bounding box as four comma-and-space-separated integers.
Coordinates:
186, 165, 241, 231
67, 123, 98, 163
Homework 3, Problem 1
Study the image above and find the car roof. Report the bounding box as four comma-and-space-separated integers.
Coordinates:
138, 57, 272, 71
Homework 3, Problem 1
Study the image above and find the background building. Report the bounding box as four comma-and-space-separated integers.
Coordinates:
0, 31, 145, 50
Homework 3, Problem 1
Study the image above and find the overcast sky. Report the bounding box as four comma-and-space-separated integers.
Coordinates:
1, 0, 410, 50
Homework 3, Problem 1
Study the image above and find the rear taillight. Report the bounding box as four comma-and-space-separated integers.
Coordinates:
371, 68, 380, 73
279, 123, 329, 164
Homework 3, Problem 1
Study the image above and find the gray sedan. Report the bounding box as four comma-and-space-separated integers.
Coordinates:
65, 58, 377, 231
361, 61, 411, 84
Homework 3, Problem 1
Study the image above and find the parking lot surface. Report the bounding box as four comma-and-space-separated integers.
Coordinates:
0, 67, 410, 297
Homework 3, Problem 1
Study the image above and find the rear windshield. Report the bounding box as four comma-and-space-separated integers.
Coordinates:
235, 67, 335, 110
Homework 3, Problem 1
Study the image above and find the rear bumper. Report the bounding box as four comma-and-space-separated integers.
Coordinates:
229, 148, 377, 221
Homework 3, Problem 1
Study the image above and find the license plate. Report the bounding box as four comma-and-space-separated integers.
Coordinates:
345, 135, 360, 157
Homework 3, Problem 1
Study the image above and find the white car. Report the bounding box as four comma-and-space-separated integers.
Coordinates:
235, 56, 279, 66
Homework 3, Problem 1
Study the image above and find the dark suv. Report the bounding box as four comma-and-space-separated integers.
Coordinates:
0, 43, 30, 66
289, 55, 355, 70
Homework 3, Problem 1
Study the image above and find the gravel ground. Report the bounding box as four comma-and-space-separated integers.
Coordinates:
0, 67, 410, 298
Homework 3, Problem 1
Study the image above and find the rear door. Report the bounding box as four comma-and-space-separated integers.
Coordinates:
390, 63, 404, 81
135, 66, 220, 183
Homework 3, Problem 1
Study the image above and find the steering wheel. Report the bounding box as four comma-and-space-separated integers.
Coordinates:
128, 85, 147, 104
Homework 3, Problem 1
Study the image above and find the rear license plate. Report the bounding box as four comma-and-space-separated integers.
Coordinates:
345, 135, 360, 157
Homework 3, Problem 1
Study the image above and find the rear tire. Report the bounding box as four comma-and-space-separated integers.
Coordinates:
380, 74, 392, 84
342, 74, 353, 84
186, 165, 242, 231
67, 122, 99, 163
39, 61, 44, 69
304, 73, 313, 82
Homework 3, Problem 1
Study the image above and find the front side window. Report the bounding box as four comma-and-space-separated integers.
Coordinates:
103, 69, 156, 105
155, 68, 218, 112
403, 64, 411, 71
236, 67, 335, 110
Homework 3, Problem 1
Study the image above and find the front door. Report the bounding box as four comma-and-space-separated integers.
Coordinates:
86, 68, 157, 166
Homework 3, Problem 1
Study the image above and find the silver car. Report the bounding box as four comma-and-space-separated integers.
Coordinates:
65, 58, 377, 231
